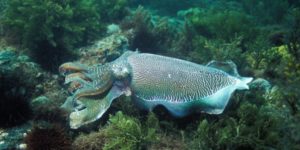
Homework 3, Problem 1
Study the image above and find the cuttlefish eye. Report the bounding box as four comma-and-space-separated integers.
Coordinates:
112, 64, 129, 79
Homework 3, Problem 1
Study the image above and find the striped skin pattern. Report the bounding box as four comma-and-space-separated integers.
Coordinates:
65, 63, 113, 100
126, 53, 252, 116
60, 51, 252, 129
128, 54, 236, 103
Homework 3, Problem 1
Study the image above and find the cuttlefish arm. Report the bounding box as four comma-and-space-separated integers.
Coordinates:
66, 85, 126, 129
60, 52, 134, 129
59, 62, 89, 75
59, 62, 114, 100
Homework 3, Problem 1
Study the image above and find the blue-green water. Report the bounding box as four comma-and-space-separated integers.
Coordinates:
0, 0, 299, 149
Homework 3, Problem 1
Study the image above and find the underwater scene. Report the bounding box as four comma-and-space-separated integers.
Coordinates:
0, 0, 300, 149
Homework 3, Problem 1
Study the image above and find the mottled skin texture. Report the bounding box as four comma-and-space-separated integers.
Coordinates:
128, 54, 235, 102
59, 51, 252, 129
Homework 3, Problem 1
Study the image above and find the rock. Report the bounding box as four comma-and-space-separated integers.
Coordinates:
17, 55, 30, 62
31, 96, 50, 107
0, 123, 31, 150
0, 132, 8, 140
0, 50, 16, 65
52, 74, 59, 80
35, 84, 44, 94
35, 72, 44, 80
79, 32, 129, 65
250, 78, 272, 92
17, 143, 27, 149
107, 24, 121, 34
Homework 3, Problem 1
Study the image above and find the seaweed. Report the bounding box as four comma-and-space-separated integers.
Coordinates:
188, 89, 291, 149
237, 0, 289, 24
97, 0, 129, 22
1, 0, 130, 71
121, 6, 179, 53
103, 111, 159, 149
183, 8, 257, 42
72, 111, 159, 150
1, 0, 300, 149
129, 0, 201, 16
25, 125, 71, 150
72, 131, 106, 150
284, 7, 300, 61
0, 92, 32, 128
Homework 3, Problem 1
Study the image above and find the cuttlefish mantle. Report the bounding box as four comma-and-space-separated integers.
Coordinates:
59, 51, 253, 129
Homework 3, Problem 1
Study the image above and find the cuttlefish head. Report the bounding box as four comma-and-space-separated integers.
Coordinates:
111, 63, 130, 79
59, 52, 133, 129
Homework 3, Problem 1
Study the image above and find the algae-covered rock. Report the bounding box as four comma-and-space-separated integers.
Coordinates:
31, 96, 50, 108
24, 125, 72, 150
72, 111, 159, 150
102, 111, 159, 150
0, 0, 300, 149
0, 123, 31, 149
0, 49, 16, 65
73, 131, 106, 150
0, 49, 39, 128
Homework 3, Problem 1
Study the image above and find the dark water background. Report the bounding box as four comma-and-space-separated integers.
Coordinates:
0, 0, 299, 149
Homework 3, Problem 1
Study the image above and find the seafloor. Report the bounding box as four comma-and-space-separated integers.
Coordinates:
0, 0, 300, 149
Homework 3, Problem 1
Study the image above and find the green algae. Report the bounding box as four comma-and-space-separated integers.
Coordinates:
72, 111, 159, 150
0, 0, 300, 149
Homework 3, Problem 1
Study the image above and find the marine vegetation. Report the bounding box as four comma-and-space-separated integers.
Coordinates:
97, 0, 129, 22
130, 0, 201, 16
182, 8, 257, 42
0, 50, 38, 128
2, 0, 97, 71
24, 125, 71, 150
187, 85, 299, 149
2, 0, 129, 71
121, 6, 180, 53
0, 0, 300, 149
0, 90, 31, 128
73, 111, 159, 150
59, 51, 252, 129
32, 102, 68, 125
235, 0, 289, 24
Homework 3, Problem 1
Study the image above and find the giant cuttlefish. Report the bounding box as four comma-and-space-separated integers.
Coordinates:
59, 51, 253, 129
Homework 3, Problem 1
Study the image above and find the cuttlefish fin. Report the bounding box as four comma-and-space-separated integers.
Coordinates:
206, 60, 240, 77
206, 60, 253, 89
69, 85, 124, 129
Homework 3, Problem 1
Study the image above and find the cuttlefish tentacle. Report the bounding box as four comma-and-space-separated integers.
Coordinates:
72, 78, 113, 100
65, 76, 93, 86
60, 63, 115, 101
59, 62, 89, 75
69, 85, 125, 129
65, 72, 93, 84
59, 62, 94, 90
68, 81, 83, 93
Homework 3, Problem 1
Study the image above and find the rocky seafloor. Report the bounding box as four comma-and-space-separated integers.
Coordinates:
0, 0, 300, 149
0, 29, 131, 149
